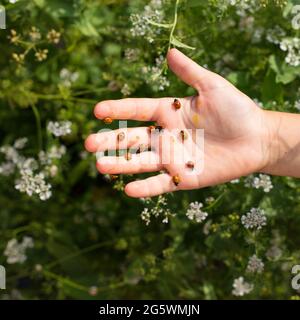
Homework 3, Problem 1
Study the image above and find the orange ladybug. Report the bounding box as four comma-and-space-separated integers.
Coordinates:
103, 117, 113, 124
172, 175, 181, 186
186, 161, 195, 170
148, 125, 156, 133
173, 98, 181, 110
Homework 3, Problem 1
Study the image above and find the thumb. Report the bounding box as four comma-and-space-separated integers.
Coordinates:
167, 48, 215, 91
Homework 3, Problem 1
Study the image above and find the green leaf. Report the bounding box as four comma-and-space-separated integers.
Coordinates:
269, 55, 300, 84
170, 37, 195, 50
33, 0, 45, 8
262, 70, 283, 102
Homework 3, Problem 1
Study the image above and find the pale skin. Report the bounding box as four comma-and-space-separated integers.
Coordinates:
85, 48, 300, 198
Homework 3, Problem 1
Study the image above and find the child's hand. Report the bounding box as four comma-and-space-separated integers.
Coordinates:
85, 49, 273, 198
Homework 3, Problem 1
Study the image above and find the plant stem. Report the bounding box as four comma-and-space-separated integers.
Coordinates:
35, 93, 97, 104
31, 104, 43, 151
43, 270, 89, 292
45, 240, 115, 269
168, 0, 180, 52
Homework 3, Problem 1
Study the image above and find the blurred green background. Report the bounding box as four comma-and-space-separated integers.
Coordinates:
0, 0, 300, 299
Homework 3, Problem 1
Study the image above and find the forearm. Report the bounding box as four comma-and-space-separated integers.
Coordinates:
262, 110, 300, 178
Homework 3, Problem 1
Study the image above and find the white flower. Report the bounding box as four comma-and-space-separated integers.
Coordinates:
203, 220, 212, 235
251, 174, 273, 192
15, 169, 52, 201
130, 0, 164, 43
47, 145, 66, 159
48, 165, 58, 177
4, 237, 34, 264
59, 68, 79, 87
295, 99, 300, 111
47, 121, 72, 137
29, 27, 41, 42
186, 202, 208, 223
0, 162, 15, 176
14, 137, 28, 149
88, 286, 98, 296
35, 264, 43, 272
279, 38, 300, 67
121, 83, 131, 96
246, 255, 264, 273
241, 208, 267, 230
141, 208, 151, 226
124, 48, 140, 62
232, 277, 253, 296
142, 55, 170, 91
266, 245, 282, 261
140, 195, 175, 225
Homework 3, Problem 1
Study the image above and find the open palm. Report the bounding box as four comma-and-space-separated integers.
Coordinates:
85, 49, 269, 198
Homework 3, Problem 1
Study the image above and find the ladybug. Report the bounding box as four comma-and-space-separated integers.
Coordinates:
148, 125, 156, 133
103, 117, 113, 124
172, 175, 181, 186
155, 125, 163, 132
186, 161, 195, 170
173, 98, 181, 110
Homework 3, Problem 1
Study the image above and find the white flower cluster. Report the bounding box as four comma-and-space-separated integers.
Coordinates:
232, 276, 254, 296
130, 0, 164, 43
0, 138, 30, 176
295, 99, 300, 111
186, 202, 208, 223
246, 254, 264, 273
245, 174, 273, 192
47, 121, 72, 137
124, 48, 140, 62
232, 254, 264, 296
140, 195, 175, 225
39, 145, 66, 164
4, 236, 34, 264
228, 0, 258, 17
279, 38, 300, 67
0, 137, 68, 200
59, 68, 79, 87
121, 83, 131, 96
15, 169, 52, 200
266, 230, 283, 261
142, 55, 170, 91
241, 207, 267, 230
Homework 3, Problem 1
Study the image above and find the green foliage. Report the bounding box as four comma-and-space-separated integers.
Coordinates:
0, 0, 300, 300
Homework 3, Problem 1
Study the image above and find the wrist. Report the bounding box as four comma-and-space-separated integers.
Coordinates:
260, 110, 283, 174
260, 110, 300, 177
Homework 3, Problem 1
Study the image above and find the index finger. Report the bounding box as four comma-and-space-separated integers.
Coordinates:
94, 98, 170, 122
